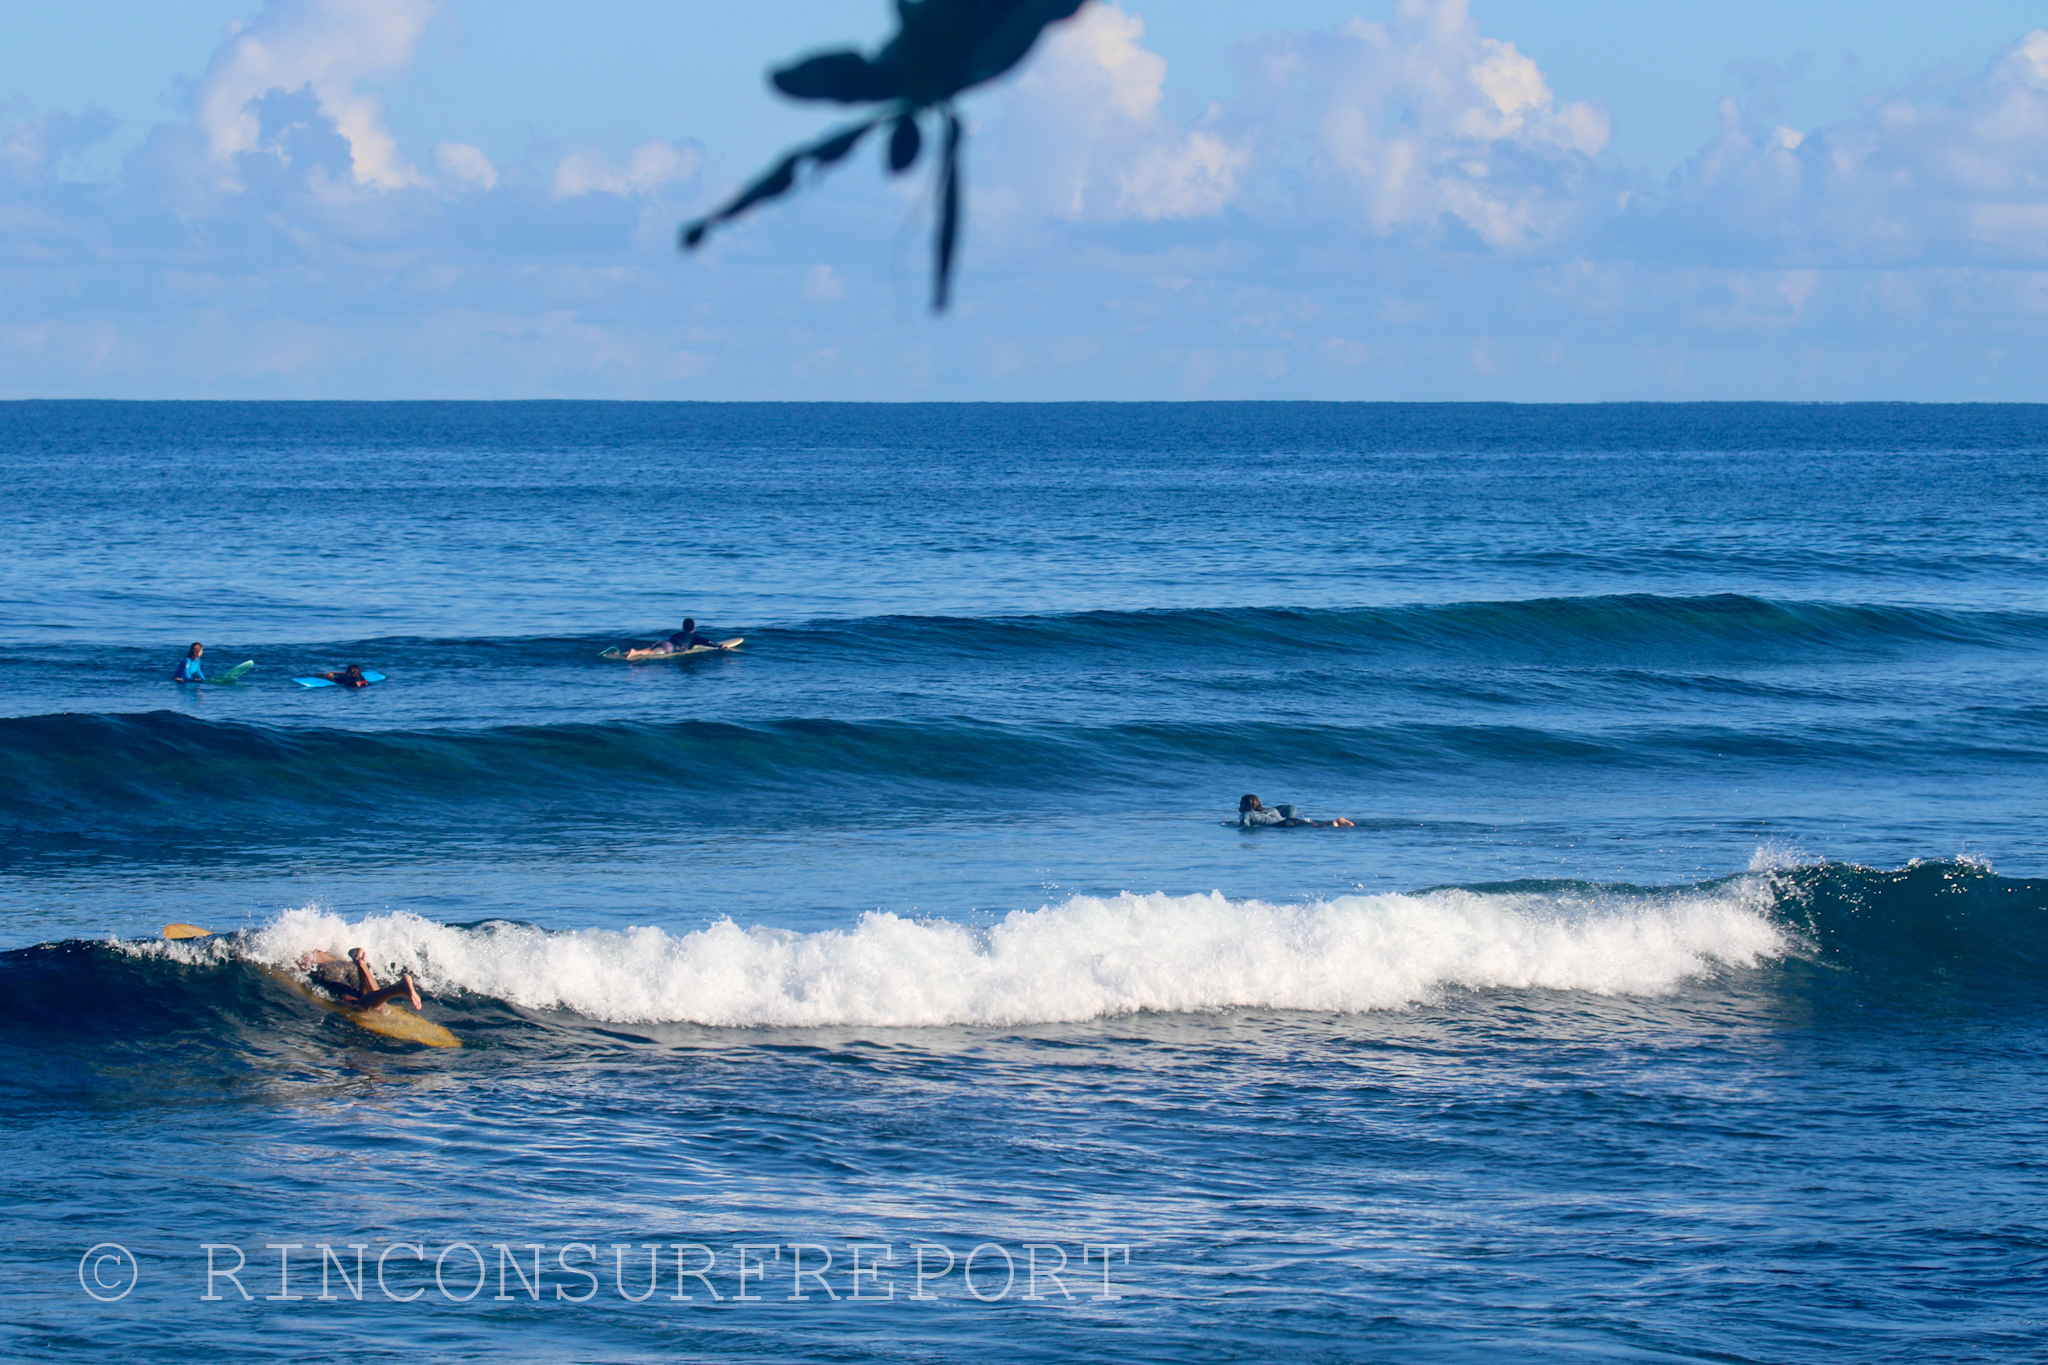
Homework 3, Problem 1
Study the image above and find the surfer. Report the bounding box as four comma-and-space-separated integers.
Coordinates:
642, 618, 730, 655
301, 947, 425, 1011
314, 664, 372, 688
172, 642, 205, 683
1238, 794, 1354, 829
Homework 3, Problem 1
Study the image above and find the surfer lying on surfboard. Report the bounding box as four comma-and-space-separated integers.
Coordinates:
314, 664, 373, 688
1238, 794, 1354, 829
300, 947, 424, 1011
638, 618, 732, 656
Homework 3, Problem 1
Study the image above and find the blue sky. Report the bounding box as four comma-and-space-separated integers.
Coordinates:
4, 0, 2048, 399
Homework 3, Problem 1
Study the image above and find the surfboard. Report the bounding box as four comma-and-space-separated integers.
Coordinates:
292, 670, 387, 688
160, 924, 459, 1048
199, 660, 255, 684
601, 637, 743, 661
269, 967, 462, 1048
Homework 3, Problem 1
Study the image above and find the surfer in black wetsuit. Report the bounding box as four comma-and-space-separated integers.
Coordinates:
1238, 794, 1354, 828
301, 947, 424, 1011
315, 664, 371, 687
172, 642, 205, 683
644, 618, 729, 655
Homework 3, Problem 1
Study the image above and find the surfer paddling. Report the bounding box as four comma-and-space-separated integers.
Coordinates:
301, 947, 425, 1012
611, 617, 740, 660
313, 664, 372, 688
172, 642, 205, 683
1237, 794, 1354, 829
641, 618, 732, 656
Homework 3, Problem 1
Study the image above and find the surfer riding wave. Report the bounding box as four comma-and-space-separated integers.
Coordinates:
301, 947, 424, 1011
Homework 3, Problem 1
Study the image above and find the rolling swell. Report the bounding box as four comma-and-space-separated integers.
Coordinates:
535, 595, 2048, 669
8, 592, 2048, 851
0, 704, 1976, 848
802, 594, 2048, 665
15, 594, 2045, 671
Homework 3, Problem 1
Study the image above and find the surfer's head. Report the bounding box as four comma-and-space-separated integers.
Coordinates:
683, 618, 696, 630
1239, 794, 1261, 812
345, 664, 364, 677
188, 642, 203, 658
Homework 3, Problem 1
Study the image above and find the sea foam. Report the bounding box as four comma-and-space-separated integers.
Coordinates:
227, 882, 1787, 1029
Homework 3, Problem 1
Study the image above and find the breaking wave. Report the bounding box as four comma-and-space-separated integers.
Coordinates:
143, 880, 1785, 1029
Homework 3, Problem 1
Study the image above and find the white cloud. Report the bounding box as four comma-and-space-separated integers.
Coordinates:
1, 108, 118, 182
1672, 29, 2048, 266
999, 4, 1247, 220
194, 0, 437, 190
433, 141, 497, 192
553, 141, 703, 200
7, 0, 2048, 399
1117, 132, 1244, 219
1234, 0, 1613, 248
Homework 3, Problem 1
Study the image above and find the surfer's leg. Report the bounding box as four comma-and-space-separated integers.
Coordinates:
348, 947, 382, 997
354, 975, 425, 1011
355, 980, 407, 1008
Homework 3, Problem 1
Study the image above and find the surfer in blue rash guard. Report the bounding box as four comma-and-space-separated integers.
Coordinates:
1238, 794, 1354, 828
300, 947, 425, 1011
172, 642, 205, 683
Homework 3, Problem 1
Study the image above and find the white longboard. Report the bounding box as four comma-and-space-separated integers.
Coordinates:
601, 637, 742, 661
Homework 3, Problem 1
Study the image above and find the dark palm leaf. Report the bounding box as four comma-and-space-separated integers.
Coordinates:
934, 111, 963, 311
888, 115, 922, 174
681, 0, 1090, 311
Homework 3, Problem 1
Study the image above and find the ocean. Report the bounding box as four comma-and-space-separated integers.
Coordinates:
2, 401, 2043, 1362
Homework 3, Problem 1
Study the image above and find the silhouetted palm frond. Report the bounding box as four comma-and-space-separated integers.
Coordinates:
681, 0, 1090, 312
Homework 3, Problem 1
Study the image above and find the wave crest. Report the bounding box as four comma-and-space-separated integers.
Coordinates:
221, 885, 1786, 1028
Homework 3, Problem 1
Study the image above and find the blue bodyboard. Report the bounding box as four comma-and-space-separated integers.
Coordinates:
293, 670, 387, 688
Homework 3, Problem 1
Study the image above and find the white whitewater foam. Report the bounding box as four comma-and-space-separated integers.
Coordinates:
221, 883, 1788, 1029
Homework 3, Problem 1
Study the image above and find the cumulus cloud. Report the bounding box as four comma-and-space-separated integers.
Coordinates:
991, 0, 1616, 246
1, 108, 119, 183
552, 141, 703, 200
1232, 0, 1613, 248
1671, 28, 2048, 266
999, 4, 1246, 220
195, 0, 437, 190
432, 141, 497, 192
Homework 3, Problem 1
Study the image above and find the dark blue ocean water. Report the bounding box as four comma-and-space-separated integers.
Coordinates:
2, 402, 2045, 1362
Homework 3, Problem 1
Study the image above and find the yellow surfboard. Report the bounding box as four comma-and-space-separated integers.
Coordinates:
268, 967, 462, 1048
162, 925, 461, 1048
